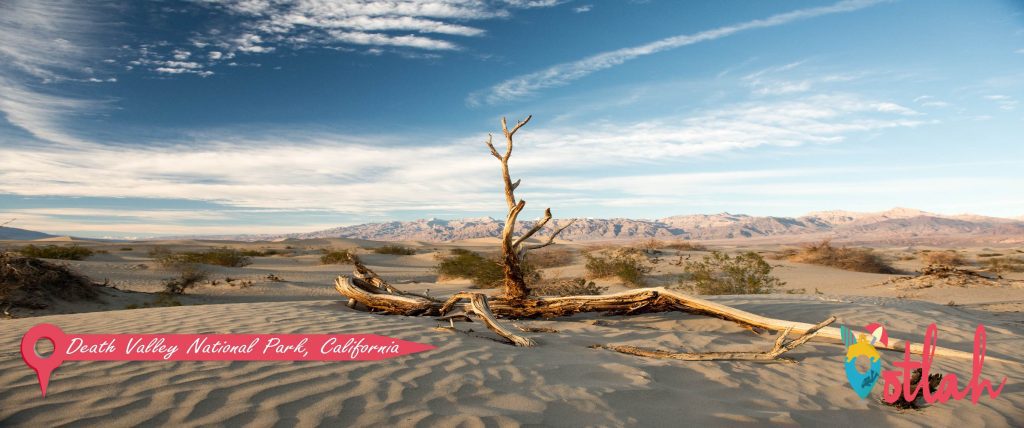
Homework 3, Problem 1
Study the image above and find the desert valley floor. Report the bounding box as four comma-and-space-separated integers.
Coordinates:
1, 238, 1022, 427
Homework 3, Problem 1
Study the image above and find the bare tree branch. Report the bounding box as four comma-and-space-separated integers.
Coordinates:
484, 134, 500, 160
513, 208, 552, 248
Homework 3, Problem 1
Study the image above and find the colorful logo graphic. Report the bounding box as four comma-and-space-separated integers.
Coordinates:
840, 322, 887, 399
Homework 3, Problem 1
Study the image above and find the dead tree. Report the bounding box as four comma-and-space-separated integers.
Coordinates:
332, 116, 1008, 362
484, 115, 573, 301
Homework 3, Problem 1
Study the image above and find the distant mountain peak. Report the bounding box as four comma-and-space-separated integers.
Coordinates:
160, 208, 1024, 245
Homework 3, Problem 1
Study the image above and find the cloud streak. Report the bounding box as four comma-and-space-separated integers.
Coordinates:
0, 93, 925, 220
468, 0, 886, 105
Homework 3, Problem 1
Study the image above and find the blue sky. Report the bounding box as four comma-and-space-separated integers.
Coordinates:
1, 0, 1022, 238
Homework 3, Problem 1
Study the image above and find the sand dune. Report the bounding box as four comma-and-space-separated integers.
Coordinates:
2, 240, 1022, 426
2, 297, 1021, 427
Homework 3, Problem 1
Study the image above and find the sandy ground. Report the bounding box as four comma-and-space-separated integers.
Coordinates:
1, 238, 1022, 426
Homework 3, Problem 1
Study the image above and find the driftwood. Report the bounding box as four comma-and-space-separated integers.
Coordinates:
335, 275, 1012, 363
590, 316, 836, 363
440, 292, 536, 347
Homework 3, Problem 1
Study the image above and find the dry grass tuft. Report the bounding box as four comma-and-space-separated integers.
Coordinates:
786, 240, 896, 274
920, 250, 967, 266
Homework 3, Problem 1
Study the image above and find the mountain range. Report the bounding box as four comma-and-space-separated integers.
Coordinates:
161, 208, 1024, 245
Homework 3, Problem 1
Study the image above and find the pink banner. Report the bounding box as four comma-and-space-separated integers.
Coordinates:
21, 323, 436, 397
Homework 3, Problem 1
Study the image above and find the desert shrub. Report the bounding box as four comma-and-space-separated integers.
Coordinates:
921, 250, 967, 266
162, 264, 209, 294
526, 247, 576, 269
435, 249, 504, 288
148, 246, 172, 258
373, 245, 416, 255
434, 248, 539, 289
320, 249, 356, 264
18, 244, 93, 260
636, 238, 664, 254
157, 247, 252, 268
584, 249, 652, 287
237, 248, 286, 257
1, 253, 99, 309
984, 257, 1024, 273
679, 251, 784, 295
120, 247, 133, 251
530, 277, 607, 296
663, 240, 708, 251
977, 253, 1003, 258
786, 240, 896, 274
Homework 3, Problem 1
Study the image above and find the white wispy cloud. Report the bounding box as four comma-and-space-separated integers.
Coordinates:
467, 0, 886, 105
913, 95, 950, 108
984, 94, 1018, 110
574, 5, 593, 13
128, 0, 563, 77
0, 0, 115, 146
0, 93, 926, 218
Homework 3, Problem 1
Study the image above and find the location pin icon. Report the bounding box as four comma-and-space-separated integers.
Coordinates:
20, 324, 67, 397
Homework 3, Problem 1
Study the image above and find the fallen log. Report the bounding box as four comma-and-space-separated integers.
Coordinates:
335, 275, 1014, 363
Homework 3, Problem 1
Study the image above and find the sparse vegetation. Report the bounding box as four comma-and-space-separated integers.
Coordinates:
238, 248, 284, 257
120, 247, 134, 251
636, 238, 664, 255
435, 248, 539, 288
678, 251, 784, 295
373, 245, 417, 255
320, 249, 357, 264
584, 248, 652, 287
18, 244, 94, 260
156, 247, 253, 268
663, 240, 708, 251
921, 250, 967, 266
530, 277, 607, 296
162, 264, 210, 294
1, 253, 99, 309
983, 257, 1024, 273
435, 249, 504, 288
785, 240, 896, 274
526, 247, 576, 269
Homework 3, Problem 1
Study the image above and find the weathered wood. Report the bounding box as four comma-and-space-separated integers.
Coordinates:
591, 316, 836, 363
482, 115, 572, 301
441, 292, 536, 347
335, 276, 1007, 363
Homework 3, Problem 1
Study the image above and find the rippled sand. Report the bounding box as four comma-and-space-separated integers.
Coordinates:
2, 296, 1021, 427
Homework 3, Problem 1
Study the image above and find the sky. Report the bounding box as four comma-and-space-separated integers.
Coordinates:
1, 0, 1023, 238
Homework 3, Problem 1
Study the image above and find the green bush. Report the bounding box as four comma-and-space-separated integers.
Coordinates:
320, 249, 356, 264
373, 245, 416, 255
18, 245, 94, 260
156, 247, 252, 268
434, 248, 539, 289
680, 251, 784, 295
584, 249, 652, 287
